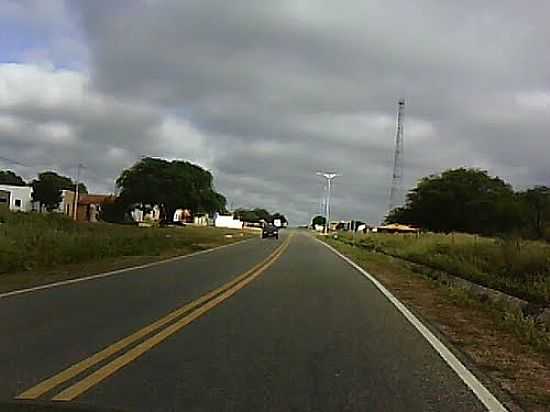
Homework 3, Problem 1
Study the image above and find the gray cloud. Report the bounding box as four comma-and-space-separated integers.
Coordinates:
2, 1, 550, 224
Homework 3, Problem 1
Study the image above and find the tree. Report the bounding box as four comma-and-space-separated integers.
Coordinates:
32, 173, 63, 212
31, 171, 88, 212
385, 168, 520, 235
116, 157, 226, 217
271, 212, 288, 225
234, 209, 260, 222
252, 208, 271, 222
312, 215, 326, 227
518, 186, 550, 239
0, 170, 26, 186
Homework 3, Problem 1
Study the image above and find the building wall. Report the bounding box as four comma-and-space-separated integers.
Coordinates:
0, 185, 33, 212
214, 215, 243, 229
56, 190, 76, 217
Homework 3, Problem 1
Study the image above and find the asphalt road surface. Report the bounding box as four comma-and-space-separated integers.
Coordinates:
0, 231, 501, 412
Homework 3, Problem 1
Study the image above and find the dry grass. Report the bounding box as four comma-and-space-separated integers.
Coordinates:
0, 208, 254, 291
324, 237, 550, 412
338, 232, 550, 304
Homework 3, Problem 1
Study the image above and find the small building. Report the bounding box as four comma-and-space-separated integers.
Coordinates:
193, 214, 209, 226
173, 208, 193, 224
214, 214, 243, 229
77, 194, 115, 222
0, 184, 33, 212
59, 190, 76, 217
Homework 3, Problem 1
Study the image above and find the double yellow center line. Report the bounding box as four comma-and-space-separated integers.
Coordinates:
17, 235, 292, 401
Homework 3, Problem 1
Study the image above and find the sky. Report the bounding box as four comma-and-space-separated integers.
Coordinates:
1, 0, 549, 225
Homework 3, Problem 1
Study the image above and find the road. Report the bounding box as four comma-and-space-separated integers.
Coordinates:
0, 231, 502, 411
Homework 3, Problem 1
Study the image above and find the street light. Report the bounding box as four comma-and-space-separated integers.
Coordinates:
316, 172, 341, 234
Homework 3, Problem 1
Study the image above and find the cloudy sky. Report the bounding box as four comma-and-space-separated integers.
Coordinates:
1, 0, 549, 224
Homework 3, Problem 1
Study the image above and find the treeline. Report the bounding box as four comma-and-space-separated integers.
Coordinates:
386, 168, 550, 240
1, 157, 227, 220
0, 170, 87, 211
2, 158, 288, 226
233, 208, 287, 225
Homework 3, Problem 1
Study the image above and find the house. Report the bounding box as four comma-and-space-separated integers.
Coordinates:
193, 213, 209, 226
131, 204, 164, 224
76, 194, 115, 222
58, 190, 76, 217
214, 214, 243, 229
0, 184, 33, 212
173, 208, 193, 224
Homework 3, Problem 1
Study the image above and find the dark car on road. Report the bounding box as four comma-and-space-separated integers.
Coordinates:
262, 224, 279, 239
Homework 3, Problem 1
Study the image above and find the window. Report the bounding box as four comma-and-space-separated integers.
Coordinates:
15, 199, 22, 208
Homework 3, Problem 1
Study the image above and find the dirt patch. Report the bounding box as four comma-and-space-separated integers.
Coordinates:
325, 239, 550, 412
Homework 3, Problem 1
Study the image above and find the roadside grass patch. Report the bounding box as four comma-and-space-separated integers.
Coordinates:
339, 232, 550, 304
0, 208, 250, 276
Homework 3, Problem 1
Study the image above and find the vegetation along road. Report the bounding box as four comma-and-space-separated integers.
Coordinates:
0, 231, 515, 412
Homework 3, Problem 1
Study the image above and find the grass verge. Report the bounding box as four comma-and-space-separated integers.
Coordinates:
323, 236, 550, 412
338, 232, 550, 304
0, 209, 256, 293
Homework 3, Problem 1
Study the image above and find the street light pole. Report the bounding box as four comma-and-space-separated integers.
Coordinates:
73, 163, 83, 221
316, 172, 341, 234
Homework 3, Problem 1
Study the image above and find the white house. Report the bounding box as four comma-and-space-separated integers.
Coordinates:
214, 214, 243, 229
0, 184, 33, 212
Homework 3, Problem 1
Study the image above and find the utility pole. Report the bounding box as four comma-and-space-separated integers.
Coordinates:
316, 172, 341, 234
73, 163, 83, 221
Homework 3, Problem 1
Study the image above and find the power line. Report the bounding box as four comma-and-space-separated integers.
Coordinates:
0, 156, 28, 167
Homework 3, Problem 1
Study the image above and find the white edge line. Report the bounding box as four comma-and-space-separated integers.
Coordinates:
317, 238, 509, 412
0, 237, 255, 300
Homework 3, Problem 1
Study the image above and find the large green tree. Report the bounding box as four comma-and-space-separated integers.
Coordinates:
0, 170, 26, 186
31, 171, 88, 212
116, 157, 226, 217
234, 209, 260, 222
385, 168, 521, 235
312, 215, 326, 227
518, 186, 550, 239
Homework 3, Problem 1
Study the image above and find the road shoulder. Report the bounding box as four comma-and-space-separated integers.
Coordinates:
320, 236, 550, 412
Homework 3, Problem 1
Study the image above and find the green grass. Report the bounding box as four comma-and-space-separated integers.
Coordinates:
0, 207, 251, 276
335, 232, 550, 304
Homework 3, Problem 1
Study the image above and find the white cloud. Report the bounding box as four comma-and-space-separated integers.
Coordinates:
0, 63, 212, 194
516, 92, 550, 111
0, 63, 85, 109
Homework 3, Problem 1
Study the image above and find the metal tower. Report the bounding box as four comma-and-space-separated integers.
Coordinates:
388, 99, 405, 212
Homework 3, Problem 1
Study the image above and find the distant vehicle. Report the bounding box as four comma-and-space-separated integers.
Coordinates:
262, 224, 279, 239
